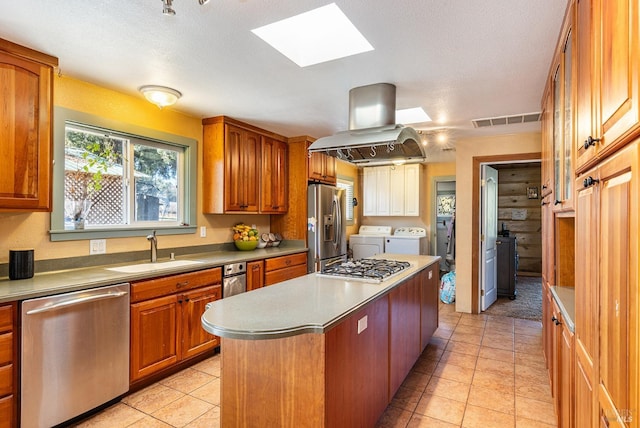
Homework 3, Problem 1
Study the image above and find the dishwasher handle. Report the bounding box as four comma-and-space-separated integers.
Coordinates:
26, 290, 129, 315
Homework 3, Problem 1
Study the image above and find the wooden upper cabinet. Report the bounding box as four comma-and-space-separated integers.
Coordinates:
308, 141, 336, 185
0, 39, 57, 212
261, 136, 288, 214
597, 0, 640, 154
575, 0, 597, 171
550, 7, 575, 212
202, 116, 288, 214
576, 0, 640, 171
224, 124, 260, 212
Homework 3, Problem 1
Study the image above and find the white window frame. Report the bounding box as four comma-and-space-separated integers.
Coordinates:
50, 107, 197, 241
337, 176, 355, 225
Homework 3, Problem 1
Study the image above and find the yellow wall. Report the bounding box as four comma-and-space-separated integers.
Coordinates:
0, 76, 271, 263
454, 132, 541, 313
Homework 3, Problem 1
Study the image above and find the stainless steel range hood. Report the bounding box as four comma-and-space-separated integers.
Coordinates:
308, 83, 426, 165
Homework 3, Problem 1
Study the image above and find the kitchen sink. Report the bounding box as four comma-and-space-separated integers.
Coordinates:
106, 259, 204, 273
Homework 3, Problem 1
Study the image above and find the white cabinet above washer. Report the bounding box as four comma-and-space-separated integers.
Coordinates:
363, 164, 420, 216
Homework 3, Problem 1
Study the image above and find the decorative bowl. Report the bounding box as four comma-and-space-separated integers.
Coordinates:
234, 240, 258, 251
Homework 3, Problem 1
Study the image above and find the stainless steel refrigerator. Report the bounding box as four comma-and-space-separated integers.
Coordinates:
307, 183, 347, 272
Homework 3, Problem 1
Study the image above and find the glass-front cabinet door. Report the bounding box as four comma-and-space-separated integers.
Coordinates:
552, 23, 575, 212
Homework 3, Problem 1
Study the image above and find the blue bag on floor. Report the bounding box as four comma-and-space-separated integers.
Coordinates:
440, 271, 456, 304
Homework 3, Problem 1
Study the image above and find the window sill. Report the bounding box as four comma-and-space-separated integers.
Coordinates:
49, 225, 197, 242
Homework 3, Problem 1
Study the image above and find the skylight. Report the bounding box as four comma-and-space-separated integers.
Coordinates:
396, 107, 432, 124
251, 3, 374, 67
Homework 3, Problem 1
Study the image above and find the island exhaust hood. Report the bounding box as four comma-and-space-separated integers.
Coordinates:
308, 83, 426, 165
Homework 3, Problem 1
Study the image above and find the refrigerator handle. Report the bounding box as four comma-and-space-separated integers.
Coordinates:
334, 196, 342, 250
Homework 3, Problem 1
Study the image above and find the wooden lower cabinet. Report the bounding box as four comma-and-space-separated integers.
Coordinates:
575, 343, 595, 428
246, 260, 264, 291
559, 320, 574, 428
325, 296, 389, 427
389, 274, 421, 397
264, 252, 307, 286
131, 295, 179, 381
130, 269, 222, 383
420, 265, 439, 351
0, 303, 16, 428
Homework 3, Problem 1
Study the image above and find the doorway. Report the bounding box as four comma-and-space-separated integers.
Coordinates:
472, 153, 542, 319
433, 177, 456, 275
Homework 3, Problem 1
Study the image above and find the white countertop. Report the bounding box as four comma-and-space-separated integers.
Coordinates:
201, 254, 441, 340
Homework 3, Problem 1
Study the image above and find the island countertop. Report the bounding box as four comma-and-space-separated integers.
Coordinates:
201, 254, 441, 340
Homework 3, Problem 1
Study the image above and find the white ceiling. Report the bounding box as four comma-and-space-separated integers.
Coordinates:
1, 0, 568, 163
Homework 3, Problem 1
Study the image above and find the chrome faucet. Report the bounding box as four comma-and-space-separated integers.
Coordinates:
146, 230, 158, 263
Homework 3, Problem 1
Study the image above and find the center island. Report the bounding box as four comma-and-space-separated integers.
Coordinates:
201, 254, 441, 427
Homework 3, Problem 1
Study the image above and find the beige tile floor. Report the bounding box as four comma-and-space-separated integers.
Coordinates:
75, 303, 555, 428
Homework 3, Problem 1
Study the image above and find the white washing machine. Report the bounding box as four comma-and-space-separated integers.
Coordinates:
385, 227, 428, 255
349, 225, 392, 260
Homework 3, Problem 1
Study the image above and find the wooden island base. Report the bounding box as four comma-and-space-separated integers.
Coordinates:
219, 262, 439, 427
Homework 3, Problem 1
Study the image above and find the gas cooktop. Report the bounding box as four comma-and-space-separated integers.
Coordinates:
317, 258, 412, 283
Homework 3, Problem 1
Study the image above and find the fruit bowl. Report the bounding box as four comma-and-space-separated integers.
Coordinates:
234, 239, 258, 251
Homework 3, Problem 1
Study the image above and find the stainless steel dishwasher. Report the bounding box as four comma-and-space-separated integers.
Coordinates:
21, 283, 130, 428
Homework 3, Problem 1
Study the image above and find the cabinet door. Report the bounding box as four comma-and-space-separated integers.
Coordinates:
308, 151, 336, 184
363, 167, 378, 216
130, 295, 179, 382
560, 324, 574, 428
598, 0, 640, 151
575, 0, 598, 171
261, 137, 288, 213
376, 166, 390, 216
404, 164, 420, 216
389, 165, 405, 216
598, 143, 637, 422
179, 285, 221, 360
325, 296, 389, 428
389, 274, 421, 396
247, 260, 264, 291
420, 265, 438, 351
0, 51, 53, 211
323, 154, 337, 184
224, 124, 260, 212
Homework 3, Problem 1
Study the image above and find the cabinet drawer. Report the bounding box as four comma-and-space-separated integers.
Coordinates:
0, 333, 11, 366
0, 305, 12, 333
264, 265, 308, 286
131, 267, 222, 303
0, 364, 11, 397
0, 394, 13, 428
264, 253, 306, 272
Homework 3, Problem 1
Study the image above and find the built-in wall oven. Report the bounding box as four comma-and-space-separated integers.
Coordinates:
223, 262, 246, 297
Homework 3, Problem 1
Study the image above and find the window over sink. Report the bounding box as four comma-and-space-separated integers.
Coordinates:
50, 107, 197, 241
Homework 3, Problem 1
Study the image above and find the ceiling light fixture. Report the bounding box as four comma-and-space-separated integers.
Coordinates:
139, 85, 182, 108
161, 0, 209, 15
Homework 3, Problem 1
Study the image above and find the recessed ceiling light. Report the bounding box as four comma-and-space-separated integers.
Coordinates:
396, 107, 432, 124
251, 3, 374, 67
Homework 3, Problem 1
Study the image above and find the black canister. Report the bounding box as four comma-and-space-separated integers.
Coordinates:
9, 249, 34, 280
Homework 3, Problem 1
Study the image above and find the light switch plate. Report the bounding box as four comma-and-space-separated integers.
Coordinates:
200, 226, 206, 237
357, 315, 368, 334
429, 270, 433, 279
90, 239, 106, 255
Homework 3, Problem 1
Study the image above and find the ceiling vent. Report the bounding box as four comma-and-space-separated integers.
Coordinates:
472, 112, 541, 128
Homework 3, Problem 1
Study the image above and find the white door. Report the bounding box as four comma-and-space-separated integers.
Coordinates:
481, 165, 498, 310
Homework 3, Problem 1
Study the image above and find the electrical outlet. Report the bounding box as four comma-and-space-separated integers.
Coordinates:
90, 239, 106, 255
357, 315, 368, 334
200, 226, 206, 237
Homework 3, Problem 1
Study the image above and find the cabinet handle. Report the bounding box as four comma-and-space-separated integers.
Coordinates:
554, 199, 562, 205
178, 299, 183, 304
541, 184, 548, 190
184, 298, 190, 302
285, 259, 292, 266
583, 176, 600, 188
551, 316, 561, 326
541, 200, 548, 206
176, 281, 189, 288
583, 135, 600, 150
